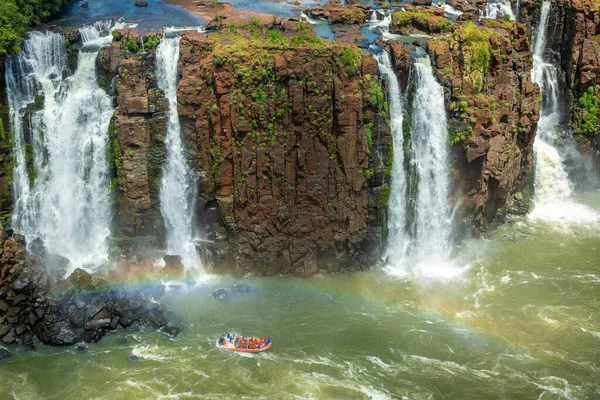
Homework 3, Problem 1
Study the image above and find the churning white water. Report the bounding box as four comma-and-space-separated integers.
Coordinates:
409, 60, 453, 259
529, 1, 599, 225
5, 23, 116, 270
156, 35, 201, 270
369, 10, 392, 31
376, 51, 408, 260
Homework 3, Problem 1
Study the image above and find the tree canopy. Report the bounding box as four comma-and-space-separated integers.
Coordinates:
0, 0, 71, 59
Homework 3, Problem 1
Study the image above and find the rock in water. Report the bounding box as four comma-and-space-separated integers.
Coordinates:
231, 284, 252, 294
0, 230, 184, 348
32, 318, 78, 346
0, 348, 11, 360
135, 0, 148, 6
66, 268, 93, 290
212, 288, 228, 301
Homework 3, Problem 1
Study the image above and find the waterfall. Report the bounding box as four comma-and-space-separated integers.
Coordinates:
376, 51, 408, 260
529, 1, 598, 224
300, 11, 317, 25
379, 51, 458, 277
409, 59, 452, 259
5, 23, 115, 270
369, 10, 392, 38
481, 0, 516, 20
530, 1, 571, 205
156, 35, 201, 270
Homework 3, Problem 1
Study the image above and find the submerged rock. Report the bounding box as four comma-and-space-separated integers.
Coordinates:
231, 284, 252, 294
212, 288, 229, 301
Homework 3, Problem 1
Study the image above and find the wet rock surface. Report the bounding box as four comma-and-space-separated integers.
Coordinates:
175, 30, 391, 276
0, 226, 182, 348
423, 19, 540, 228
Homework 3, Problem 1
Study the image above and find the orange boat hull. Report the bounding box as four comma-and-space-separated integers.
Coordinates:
221, 342, 272, 353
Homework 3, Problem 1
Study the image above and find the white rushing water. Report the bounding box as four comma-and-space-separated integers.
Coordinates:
481, 0, 516, 21
409, 59, 453, 259
156, 35, 201, 271
5, 23, 116, 270
369, 10, 392, 31
382, 53, 460, 278
529, 1, 599, 225
376, 51, 408, 260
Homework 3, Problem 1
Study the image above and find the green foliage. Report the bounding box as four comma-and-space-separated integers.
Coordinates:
489, 97, 497, 114
367, 81, 384, 108
34, 94, 44, 107
144, 35, 160, 49
112, 30, 122, 41
392, 9, 434, 26
448, 125, 466, 145
575, 86, 599, 136
364, 123, 373, 154
23, 142, 36, 183
392, 9, 452, 33
379, 184, 391, 206
267, 29, 287, 45
0, 118, 5, 141
363, 168, 374, 180
121, 37, 140, 53
340, 8, 366, 21
457, 22, 491, 94
290, 35, 323, 47
0, 0, 71, 59
502, 14, 511, 22
128, 150, 134, 157
336, 46, 361, 77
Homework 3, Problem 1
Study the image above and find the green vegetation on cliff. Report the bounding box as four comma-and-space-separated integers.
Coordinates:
455, 22, 491, 94
0, 0, 71, 59
574, 86, 599, 136
391, 9, 453, 34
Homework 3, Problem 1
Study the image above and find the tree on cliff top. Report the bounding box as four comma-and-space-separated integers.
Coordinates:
0, 0, 71, 59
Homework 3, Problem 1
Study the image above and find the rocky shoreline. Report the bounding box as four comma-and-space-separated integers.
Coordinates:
0, 225, 182, 354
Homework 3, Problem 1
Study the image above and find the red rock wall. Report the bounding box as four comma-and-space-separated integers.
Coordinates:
177, 33, 390, 275
98, 38, 169, 244
426, 20, 540, 228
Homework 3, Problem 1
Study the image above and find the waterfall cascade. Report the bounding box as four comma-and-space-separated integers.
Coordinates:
529, 1, 598, 224
156, 35, 201, 270
409, 59, 453, 259
379, 50, 457, 276
5, 23, 117, 270
481, 0, 516, 20
376, 51, 408, 260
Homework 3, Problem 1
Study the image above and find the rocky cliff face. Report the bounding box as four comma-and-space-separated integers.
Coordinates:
387, 18, 540, 229
97, 33, 169, 253
177, 31, 390, 276
434, 20, 540, 228
96, 29, 391, 276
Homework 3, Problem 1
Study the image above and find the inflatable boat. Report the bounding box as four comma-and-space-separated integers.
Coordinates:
218, 332, 271, 353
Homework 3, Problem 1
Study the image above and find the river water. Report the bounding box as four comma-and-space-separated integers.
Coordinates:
1, 193, 599, 398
